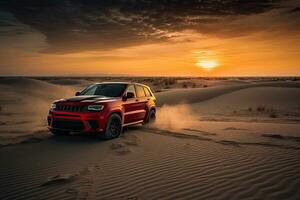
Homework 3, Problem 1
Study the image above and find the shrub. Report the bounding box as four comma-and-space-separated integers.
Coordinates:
256, 106, 266, 112
164, 79, 176, 86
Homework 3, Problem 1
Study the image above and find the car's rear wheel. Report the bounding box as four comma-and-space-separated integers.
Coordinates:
102, 113, 122, 139
144, 109, 156, 125
50, 129, 69, 136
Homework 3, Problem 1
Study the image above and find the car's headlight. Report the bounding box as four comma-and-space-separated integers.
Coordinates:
87, 105, 104, 111
50, 103, 56, 110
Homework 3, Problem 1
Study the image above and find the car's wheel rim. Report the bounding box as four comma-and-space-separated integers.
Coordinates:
110, 118, 121, 137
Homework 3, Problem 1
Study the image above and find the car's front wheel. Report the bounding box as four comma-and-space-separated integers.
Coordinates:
102, 113, 123, 139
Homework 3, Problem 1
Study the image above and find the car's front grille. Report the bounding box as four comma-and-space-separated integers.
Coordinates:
51, 119, 85, 131
55, 104, 86, 112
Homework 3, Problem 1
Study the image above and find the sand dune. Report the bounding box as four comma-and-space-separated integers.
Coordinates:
193, 86, 300, 110
45, 78, 93, 87
0, 78, 76, 145
155, 81, 300, 106
190, 86, 300, 122
0, 77, 300, 200
0, 77, 75, 112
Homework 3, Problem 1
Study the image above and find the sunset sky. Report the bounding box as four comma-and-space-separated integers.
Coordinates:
0, 0, 299, 76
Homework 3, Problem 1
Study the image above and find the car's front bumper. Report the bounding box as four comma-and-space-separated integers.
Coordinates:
48, 111, 107, 133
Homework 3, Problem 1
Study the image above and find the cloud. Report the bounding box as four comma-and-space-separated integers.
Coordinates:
0, 11, 46, 52
0, 0, 298, 53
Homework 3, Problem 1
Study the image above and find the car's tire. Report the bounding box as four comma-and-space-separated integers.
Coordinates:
144, 109, 156, 125
102, 113, 123, 139
50, 129, 69, 136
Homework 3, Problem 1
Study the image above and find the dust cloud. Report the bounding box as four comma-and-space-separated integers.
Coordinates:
153, 104, 199, 130
0, 78, 76, 140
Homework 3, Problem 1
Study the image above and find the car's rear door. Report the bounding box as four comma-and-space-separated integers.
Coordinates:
134, 84, 148, 121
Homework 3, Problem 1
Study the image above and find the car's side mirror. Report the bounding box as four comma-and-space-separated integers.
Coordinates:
75, 91, 81, 96
122, 95, 127, 101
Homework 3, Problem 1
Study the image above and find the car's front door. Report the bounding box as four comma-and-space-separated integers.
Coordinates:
123, 85, 141, 124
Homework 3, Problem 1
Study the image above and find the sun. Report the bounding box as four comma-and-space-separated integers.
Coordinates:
196, 60, 218, 70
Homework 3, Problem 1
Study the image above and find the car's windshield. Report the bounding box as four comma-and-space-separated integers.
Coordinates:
80, 84, 127, 97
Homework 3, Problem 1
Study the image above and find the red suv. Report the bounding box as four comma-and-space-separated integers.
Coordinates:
48, 82, 156, 139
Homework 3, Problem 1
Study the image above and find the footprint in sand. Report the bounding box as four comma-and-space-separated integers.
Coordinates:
41, 174, 79, 186
71, 167, 97, 200
110, 142, 132, 155
66, 169, 95, 199
41, 166, 99, 200
121, 134, 140, 146
41, 166, 95, 186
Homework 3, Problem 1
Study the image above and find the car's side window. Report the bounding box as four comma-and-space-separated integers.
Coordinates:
143, 87, 152, 97
136, 85, 146, 98
126, 85, 136, 98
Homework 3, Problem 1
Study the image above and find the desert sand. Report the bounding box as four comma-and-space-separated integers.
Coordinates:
0, 77, 300, 200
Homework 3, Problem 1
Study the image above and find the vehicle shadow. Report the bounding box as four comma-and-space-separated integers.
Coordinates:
47, 124, 144, 145
48, 133, 103, 145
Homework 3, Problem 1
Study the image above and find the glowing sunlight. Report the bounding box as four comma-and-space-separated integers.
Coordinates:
196, 60, 219, 70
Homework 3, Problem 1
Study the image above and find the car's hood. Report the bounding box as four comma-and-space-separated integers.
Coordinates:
58, 95, 119, 103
